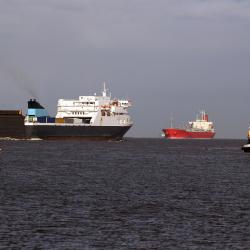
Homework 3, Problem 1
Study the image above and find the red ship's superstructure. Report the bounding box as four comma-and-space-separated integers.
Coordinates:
162, 111, 215, 139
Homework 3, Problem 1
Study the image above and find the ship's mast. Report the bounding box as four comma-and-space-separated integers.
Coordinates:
102, 82, 112, 97
202, 110, 205, 120
170, 115, 174, 128
102, 82, 107, 97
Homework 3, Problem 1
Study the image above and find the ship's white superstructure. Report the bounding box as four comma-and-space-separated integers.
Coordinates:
188, 110, 214, 132
56, 83, 133, 127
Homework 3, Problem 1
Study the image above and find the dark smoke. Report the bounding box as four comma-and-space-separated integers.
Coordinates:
1, 65, 39, 99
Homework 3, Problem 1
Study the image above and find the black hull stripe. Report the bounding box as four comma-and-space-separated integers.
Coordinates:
25, 125, 132, 140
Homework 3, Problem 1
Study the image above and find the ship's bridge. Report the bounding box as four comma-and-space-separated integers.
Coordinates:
79, 96, 96, 102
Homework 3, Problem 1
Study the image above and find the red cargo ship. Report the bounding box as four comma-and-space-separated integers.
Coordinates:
162, 111, 215, 139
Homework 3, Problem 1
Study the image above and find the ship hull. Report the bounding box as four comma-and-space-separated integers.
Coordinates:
162, 128, 215, 139
0, 111, 26, 139
25, 124, 132, 140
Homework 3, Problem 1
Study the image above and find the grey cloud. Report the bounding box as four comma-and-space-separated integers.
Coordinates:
0, 0, 250, 137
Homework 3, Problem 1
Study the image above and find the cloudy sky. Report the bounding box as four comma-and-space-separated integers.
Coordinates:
0, 0, 250, 138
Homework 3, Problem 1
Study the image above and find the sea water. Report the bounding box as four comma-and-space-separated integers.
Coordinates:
0, 139, 249, 249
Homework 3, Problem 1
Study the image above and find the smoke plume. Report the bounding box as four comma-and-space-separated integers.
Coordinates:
1, 65, 39, 99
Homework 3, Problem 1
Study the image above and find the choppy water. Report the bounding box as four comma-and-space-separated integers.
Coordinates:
0, 139, 250, 249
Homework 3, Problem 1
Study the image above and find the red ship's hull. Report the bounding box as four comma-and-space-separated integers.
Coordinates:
162, 128, 215, 139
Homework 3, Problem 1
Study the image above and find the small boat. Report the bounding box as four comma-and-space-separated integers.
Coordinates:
242, 144, 250, 152
242, 128, 250, 152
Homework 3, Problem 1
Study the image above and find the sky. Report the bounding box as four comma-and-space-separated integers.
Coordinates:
0, 0, 250, 138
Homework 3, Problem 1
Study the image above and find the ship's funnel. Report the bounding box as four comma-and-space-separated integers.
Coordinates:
28, 99, 45, 109
27, 99, 48, 117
